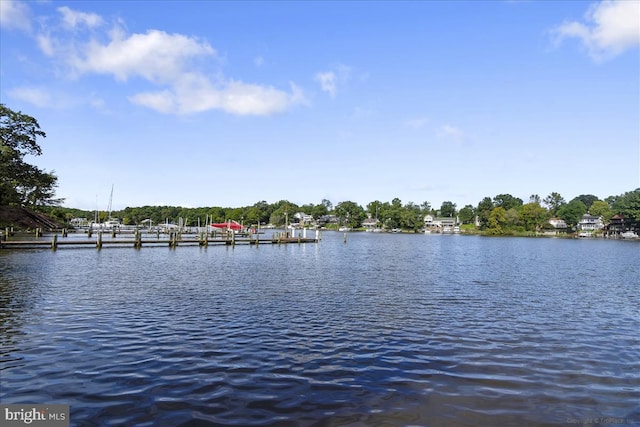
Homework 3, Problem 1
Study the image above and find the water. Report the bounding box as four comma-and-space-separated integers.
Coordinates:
1, 232, 638, 426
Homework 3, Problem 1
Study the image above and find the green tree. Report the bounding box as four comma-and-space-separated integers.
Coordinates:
420, 201, 432, 213
269, 200, 298, 226
493, 194, 523, 211
1, 104, 61, 206
543, 192, 565, 216
570, 194, 599, 210
335, 200, 365, 228
311, 202, 328, 219
400, 201, 423, 231
520, 202, 549, 232
588, 200, 611, 222
476, 196, 494, 229
487, 207, 507, 234
609, 189, 640, 227
439, 201, 457, 218
558, 200, 587, 229
505, 208, 521, 228
458, 204, 475, 224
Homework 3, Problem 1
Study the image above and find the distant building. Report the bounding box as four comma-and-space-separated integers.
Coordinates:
549, 218, 568, 229
424, 215, 458, 232
317, 215, 339, 227
362, 217, 380, 230
606, 214, 628, 236
577, 214, 603, 231
293, 212, 314, 226
70, 218, 90, 227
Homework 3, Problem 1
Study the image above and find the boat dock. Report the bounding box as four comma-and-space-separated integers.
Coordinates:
0, 229, 319, 250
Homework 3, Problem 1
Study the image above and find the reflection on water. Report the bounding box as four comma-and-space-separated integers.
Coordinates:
1, 233, 639, 426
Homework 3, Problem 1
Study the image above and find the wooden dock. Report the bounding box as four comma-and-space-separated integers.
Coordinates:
0, 231, 319, 250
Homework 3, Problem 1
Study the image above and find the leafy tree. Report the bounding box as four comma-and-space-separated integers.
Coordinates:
366, 200, 383, 219
609, 189, 640, 227
269, 200, 298, 226
439, 201, 457, 218
335, 200, 365, 228
493, 194, 523, 211
400, 201, 423, 231
520, 202, 549, 232
458, 204, 475, 224
588, 200, 611, 222
476, 196, 494, 229
487, 207, 507, 234
420, 201, 432, 213
543, 192, 565, 216
558, 199, 586, 229
570, 194, 599, 210
311, 202, 328, 219
505, 208, 520, 228
1, 104, 62, 206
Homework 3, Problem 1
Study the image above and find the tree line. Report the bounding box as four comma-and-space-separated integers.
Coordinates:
2, 104, 638, 233
40, 189, 639, 235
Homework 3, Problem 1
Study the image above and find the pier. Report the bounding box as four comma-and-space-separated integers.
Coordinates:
0, 228, 320, 250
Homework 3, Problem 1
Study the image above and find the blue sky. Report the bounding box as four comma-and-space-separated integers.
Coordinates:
1, 0, 638, 211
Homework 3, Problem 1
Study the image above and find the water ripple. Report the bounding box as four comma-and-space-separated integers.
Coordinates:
1, 235, 638, 426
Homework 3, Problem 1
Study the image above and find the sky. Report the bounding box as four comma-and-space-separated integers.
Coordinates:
1, 0, 639, 212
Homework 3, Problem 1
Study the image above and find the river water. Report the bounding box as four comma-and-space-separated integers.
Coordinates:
1, 232, 638, 426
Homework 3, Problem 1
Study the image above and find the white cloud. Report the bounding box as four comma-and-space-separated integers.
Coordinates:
8, 86, 52, 108
57, 6, 103, 30
553, 0, 640, 61
315, 71, 337, 97
71, 29, 216, 83
8, 85, 107, 111
130, 75, 306, 116
0, 0, 31, 32
19, 5, 305, 116
315, 64, 353, 98
438, 124, 465, 144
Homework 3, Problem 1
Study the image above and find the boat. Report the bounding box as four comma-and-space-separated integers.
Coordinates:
91, 218, 121, 230
620, 231, 639, 239
90, 185, 121, 229
210, 220, 243, 232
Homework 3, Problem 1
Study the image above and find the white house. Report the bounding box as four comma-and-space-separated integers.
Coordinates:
577, 214, 603, 231
362, 217, 380, 230
424, 215, 457, 232
549, 218, 568, 229
293, 212, 314, 226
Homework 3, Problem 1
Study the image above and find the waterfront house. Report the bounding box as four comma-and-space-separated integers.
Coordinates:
317, 214, 340, 227
362, 217, 380, 230
424, 215, 458, 232
606, 214, 628, 236
577, 214, 603, 231
293, 212, 315, 227
548, 218, 568, 229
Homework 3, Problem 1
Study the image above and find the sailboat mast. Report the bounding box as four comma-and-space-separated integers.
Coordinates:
107, 184, 114, 219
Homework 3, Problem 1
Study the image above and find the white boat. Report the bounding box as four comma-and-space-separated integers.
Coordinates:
620, 231, 639, 239
338, 226, 351, 232
91, 218, 121, 230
